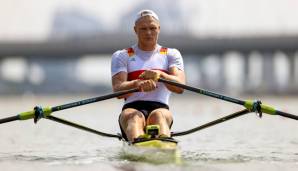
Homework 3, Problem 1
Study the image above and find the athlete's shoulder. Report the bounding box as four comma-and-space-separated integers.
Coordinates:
112, 49, 127, 57
159, 46, 182, 58
167, 47, 181, 54
112, 47, 134, 59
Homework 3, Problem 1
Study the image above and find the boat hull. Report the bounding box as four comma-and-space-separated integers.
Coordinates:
120, 138, 181, 164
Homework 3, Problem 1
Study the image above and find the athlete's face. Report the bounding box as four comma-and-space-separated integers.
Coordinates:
134, 16, 160, 50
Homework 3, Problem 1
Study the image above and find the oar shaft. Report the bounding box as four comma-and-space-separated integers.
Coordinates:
51, 88, 138, 112
46, 115, 122, 139
158, 78, 245, 105
159, 78, 298, 121
276, 110, 298, 120
171, 109, 250, 137
1, 88, 139, 124
0, 115, 19, 124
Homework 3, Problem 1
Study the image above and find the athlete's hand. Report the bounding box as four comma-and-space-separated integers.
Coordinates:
134, 79, 157, 92
139, 70, 161, 82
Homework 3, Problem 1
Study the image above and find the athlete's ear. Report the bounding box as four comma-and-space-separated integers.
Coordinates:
134, 26, 137, 34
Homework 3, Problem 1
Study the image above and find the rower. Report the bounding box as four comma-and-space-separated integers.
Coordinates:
111, 9, 186, 142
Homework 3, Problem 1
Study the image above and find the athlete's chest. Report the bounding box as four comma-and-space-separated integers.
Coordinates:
127, 54, 168, 72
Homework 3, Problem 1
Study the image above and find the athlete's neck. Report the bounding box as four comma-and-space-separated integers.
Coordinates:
137, 43, 157, 51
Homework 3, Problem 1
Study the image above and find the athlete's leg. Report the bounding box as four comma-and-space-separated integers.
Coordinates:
119, 108, 146, 142
147, 108, 173, 137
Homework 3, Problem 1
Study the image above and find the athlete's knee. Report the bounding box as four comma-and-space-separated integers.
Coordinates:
120, 109, 145, 125
147, 109, 172, 125
151, 110, 164, 118
147, 110, 164, 124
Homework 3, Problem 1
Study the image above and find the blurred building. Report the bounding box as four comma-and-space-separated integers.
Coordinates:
0, 0, 298, 95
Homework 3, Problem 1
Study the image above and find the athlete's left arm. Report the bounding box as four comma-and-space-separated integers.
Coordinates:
159, 67, 185, 94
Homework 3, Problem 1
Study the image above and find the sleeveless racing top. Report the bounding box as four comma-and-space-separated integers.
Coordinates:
111, 44, 184, 105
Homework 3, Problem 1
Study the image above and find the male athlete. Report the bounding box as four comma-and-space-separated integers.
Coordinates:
111, 9, 185, 142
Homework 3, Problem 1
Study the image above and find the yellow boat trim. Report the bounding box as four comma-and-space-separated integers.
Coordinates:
133, 139, 177, 150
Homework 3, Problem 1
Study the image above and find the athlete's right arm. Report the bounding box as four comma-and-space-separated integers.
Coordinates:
112, 72, 136, 99
111, 51, 135, 98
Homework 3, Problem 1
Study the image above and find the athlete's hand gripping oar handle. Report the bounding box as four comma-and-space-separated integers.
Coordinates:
158, 78, 298, 121
0, 88, 139, 125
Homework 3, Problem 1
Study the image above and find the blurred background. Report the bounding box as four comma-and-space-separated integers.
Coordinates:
1, 0, 298, 96
1, 2, 298, 170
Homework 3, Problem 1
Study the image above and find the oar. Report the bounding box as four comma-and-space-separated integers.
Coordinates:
46, 115, 122, 139
0, 88, 138, 124
171, 109, 250, 137
158, 78, 298, 120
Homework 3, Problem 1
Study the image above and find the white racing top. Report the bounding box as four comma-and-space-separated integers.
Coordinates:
111, 44, 184, 105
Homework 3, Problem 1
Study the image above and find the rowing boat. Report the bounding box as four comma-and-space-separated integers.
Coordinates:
121, 138, 181, 164
120, 125, 181, 164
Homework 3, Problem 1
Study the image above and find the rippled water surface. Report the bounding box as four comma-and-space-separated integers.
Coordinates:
0, 95, 298, 171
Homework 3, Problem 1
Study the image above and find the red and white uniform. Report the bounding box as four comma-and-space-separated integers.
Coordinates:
111, 44, 184, 105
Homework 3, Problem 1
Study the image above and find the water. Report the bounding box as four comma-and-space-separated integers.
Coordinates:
0, 94, 298, 171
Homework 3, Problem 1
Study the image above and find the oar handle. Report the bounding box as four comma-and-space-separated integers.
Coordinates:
0, 115, 19, 124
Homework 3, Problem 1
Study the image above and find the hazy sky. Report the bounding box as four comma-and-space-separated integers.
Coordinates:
1, 0, 298, 41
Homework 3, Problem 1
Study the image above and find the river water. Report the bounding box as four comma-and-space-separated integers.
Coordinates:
0, 94, 297, 171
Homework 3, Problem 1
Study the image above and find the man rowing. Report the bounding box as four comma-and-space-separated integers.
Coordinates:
111, 9, 186, 142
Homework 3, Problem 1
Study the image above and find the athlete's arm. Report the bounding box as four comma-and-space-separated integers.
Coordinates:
112, 71, 157, 99
112, 72, 134, 99
155, 48, 185, 93
160, 67, 185, 94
